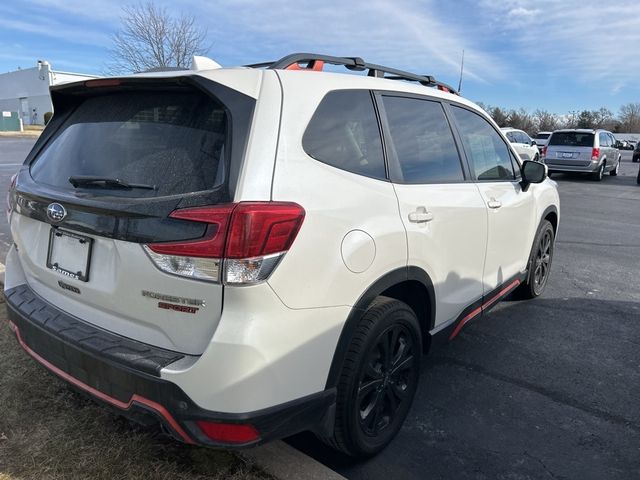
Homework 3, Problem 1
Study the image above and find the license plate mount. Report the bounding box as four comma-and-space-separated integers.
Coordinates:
46, 228, 93, 282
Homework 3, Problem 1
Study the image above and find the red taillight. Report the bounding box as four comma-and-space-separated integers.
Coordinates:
591, 147, 600, 161
148, 204, 235, 258
225, 203, 305, 259
541, 146, 547, 157
195, 421, 259, 444
145, 202, 305, 284
147, 202, 305, 259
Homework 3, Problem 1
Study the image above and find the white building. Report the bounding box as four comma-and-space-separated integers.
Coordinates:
0, 61, 99, 125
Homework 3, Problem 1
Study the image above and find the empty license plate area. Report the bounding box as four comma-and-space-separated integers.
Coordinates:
46, 228, 93, 282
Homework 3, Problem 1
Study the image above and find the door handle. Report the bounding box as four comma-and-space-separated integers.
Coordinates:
487, 198, 502, 209
408, 206, 434, 223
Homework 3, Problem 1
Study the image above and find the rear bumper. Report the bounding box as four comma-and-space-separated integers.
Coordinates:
5, 284, 335, 448
543, 159, 600, 173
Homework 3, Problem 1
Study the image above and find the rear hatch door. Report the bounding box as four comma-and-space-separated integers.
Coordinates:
546, 131, 594, 166
9, 75, 257, 354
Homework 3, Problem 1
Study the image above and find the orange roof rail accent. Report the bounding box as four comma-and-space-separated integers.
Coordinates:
285, 60, 325, 71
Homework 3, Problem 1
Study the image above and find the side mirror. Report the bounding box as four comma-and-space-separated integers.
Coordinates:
531, 140, 537, 146
614, 141, 622, 149
521, 160, 547, 190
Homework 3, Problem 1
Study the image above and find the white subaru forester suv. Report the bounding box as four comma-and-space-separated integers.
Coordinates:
5, 53, 559, 457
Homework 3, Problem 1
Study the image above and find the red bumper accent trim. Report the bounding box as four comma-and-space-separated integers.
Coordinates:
448, 279, 521, 341
8, 320, 195, 445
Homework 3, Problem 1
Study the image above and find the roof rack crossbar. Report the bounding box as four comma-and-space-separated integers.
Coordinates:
247, 53, 459, 95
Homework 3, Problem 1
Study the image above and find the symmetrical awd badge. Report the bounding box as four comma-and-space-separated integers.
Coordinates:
47, 203, 67, 222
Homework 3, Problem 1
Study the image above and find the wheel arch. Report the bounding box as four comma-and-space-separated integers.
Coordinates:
541, 204, 559, 235
324, 266, 435, 389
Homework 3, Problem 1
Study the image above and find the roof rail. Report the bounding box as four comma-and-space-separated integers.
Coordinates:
246, 53, 459, 95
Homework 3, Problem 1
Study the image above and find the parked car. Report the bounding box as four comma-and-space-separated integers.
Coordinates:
633, 141, 640, 162
533, 131, 553, 153
542, 129, 621, 180
501, 127, 540, 161
5, 53, 560, 457
615, 139, 635, 151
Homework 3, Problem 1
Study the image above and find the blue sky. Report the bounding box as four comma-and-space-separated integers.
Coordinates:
1, 0, 639, 115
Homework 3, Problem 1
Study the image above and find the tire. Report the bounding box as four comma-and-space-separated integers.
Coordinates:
592, 163, 604, 181
513, 220, 554, 300
610, 159, 619, 176
637, 168, 640, 185
322, 297, 422, 457
533, 154, 540, 162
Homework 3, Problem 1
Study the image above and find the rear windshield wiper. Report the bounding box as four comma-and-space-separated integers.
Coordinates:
69, 176, 157, 190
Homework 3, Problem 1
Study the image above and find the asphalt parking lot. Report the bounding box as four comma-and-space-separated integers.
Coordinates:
1, 137, 639, 479
289, 156, 640, 479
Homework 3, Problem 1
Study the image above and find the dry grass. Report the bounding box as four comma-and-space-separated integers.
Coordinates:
0, 296, 271, 480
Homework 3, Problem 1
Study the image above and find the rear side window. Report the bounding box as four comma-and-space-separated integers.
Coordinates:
549, 132, 594, 147
450, 106, 515, 181
381, 96, 464, 183
30, 91, 228, 197
302, 90, 386, 180
599, 132, 610, 146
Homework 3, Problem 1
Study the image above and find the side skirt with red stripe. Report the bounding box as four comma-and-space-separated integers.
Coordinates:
447, 275, 524, 341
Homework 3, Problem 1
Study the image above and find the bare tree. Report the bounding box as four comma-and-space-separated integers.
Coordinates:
532, 109, 559, 132
108, 2, 210, 74
618, 103, 640, 133
506, 108, 535, 134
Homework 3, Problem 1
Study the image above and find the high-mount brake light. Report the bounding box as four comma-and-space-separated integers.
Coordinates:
85, 79, 121, 88
144, 202, 305, 284
591, 147, 600, 161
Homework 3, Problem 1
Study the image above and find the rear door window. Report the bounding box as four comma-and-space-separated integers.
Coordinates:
302, 90, 386, 180
450, 106, 515, 181
381, 96, 464, 184
30, 91, 228, 197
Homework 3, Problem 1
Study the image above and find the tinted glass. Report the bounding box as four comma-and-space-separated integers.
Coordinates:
451, 106, 515, 181
536, 133, 550, 140
382, 96, 464, 183
303, 90, 385, 179
30, 91, 227, 198
548, 132, 594, 147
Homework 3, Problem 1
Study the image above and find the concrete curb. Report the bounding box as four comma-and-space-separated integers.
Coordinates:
240, 441, 346, 480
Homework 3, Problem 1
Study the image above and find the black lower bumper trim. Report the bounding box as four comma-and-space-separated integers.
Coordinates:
5, 284, 336, 448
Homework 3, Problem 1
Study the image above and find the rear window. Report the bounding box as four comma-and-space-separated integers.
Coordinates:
548, 132, 594, 147
30, 91, 228, 197
302, 90, 386, 180
535, 133, 550, 140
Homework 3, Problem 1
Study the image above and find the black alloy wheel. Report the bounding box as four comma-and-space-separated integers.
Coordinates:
357, 324, 415, 437
323, 297, 421, 457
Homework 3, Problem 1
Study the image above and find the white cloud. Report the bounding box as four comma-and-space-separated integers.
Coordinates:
187, 0, 510, 85
479, 0, 640, 91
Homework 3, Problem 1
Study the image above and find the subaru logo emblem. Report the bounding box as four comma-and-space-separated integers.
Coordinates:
47, 203, 67, 222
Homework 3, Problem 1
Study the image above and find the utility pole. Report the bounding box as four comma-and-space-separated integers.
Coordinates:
458, 49, 465, 93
